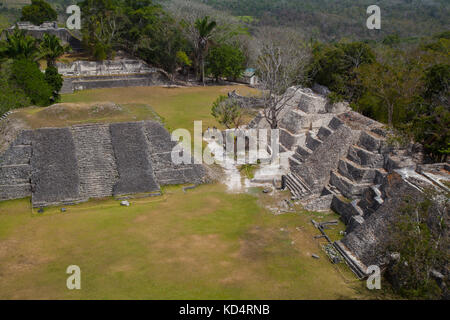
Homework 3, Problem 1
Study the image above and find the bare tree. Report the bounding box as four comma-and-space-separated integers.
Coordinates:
255, 27, 311, 129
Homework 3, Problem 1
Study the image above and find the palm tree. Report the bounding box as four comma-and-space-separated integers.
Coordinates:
39, 34, 67, 67
1, 29, 40, 61
194, 16, 216, 86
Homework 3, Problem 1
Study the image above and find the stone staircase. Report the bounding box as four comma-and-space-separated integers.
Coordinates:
287, 116, 344, 169
284, 171, 312, 199
285, 117, 345, 201
329, 129, 389, 231
71, 124, 119, 200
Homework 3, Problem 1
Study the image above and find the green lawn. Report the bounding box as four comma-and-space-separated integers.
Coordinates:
61, 85, 258, 134
0, 184, 366, 299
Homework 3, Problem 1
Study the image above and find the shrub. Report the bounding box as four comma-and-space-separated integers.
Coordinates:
44, 65, 63, 103
21, 0, 57, 26
11, 59, 53, 106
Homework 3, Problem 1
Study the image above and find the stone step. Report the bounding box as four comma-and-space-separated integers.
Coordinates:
285, 176, 303, 199
331, 195, 364, 225
330, 170, 372, 199
0, 183, 32, 201
288, 156, 302, 168
291, 172, 312, 193
347, 215, 365, 233
71, 124, 119, 199
0, 145, 32, 166
0, 164, 31, 181
357, 131, 385, 152
338, 158, 377, 183
292, 152, 304, 163
358, 185, 384, 216
333, 240, 368, 279
305, 134, 322, 151
285, 172, 311, 199
317, 126, 333, 141
295, 145, 313, 158
328, 117, 344, 130
347, 145, 384, 168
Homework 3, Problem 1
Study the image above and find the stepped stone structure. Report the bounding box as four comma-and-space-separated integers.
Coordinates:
0, 121, 205, 207
57, 60, 170, 93
249, 86, 449, 281
3, 21, 82, 52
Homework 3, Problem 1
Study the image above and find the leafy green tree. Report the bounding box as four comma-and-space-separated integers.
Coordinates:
21, 0, 57, 26
11, 59, 53, 106
0, 60, 30, 116
79, 0, 123, 60
411, 64, 450, 162
211, 95, 244, 129
194, 16, 217, 85
39, 33, 66, 67
206, 44, 245, 82
385, 193, 449, 299
0, 29, 40, 61
44, 65, 63, 103
308, 42, 375, 101
423, 64, 450, 103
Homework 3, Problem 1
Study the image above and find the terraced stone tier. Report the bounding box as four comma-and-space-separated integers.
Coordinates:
338, 158, 377, 183
0, 131, 33, 201
329, 170, 372, 198
357, 131, 385, 153
292, 124, 360, 195
346, 145, 384, 168
305, 134, 322, 151
110, 122, 160, 196
0, 184, 31, 201
0, 145, 31, 166
31, 128, 81, 207
317, 126, 332, 141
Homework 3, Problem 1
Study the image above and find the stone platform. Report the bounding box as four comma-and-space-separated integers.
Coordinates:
0, 121, 205, 207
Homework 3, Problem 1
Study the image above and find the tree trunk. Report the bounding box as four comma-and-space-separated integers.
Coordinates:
388, 103, 393, 127
201, 58, 205, 86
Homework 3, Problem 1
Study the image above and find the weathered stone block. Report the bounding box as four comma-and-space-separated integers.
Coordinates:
0, 145, 31, 166
0, 184, 31, 201
298, 92, 327, 113
317, 126, 332, 141
331, 195, 361, 225
346, 145, 384, 168
330, 171, 371, 198
338, 159, 376, 183
305, 134, 322, 151
328, 117, 344, 130
357, 131, 384, 152
0, 165, 31, 181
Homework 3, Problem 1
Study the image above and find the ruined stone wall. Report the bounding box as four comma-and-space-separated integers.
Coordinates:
58, 62, 170, 94
0, 121, 206, 207
0, 130, 33, 201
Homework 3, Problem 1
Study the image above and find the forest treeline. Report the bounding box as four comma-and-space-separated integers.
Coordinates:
198, 0, 450, 41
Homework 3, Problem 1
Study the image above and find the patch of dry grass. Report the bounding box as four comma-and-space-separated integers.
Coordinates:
0, 184, 370, 300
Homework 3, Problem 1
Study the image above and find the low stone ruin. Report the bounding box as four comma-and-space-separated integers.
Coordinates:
4, 21, 82, 52
249, 86, 449, 281
0, 121, 205, 207
56, 60, 170, 93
